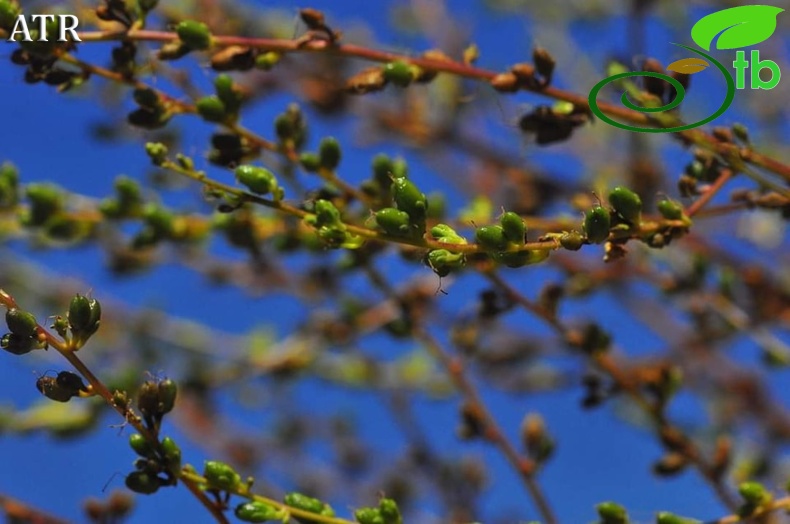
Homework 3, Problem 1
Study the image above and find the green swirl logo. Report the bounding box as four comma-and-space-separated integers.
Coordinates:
588, 5, 783, 133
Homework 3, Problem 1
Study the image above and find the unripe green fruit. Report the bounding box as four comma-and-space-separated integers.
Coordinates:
596, 501, 628, 524
143, 205, 174, 237
738, 481, 770, 505
355, 507, 385, 524
608, 186, 642, 223
157, 378, 177, 414
657, 199, 684, 220
560, 231, 584, 251
235, 501, 281, 523
125, 471, 160, 495
378, 498, 401, 524
375, 207, 411, 236
235, 165, 277, 195
133, 87, 160, 109
372, 154, 394, 184
500, 211, 526, 244
475, 225, 508, 251
129, 433, 155, 458
299, 152, 321, 172
319, 137, 342, 170
196, 96, 227, 123
255, 51, 281, 70
1, 333, 36, 355
204, 460, 241, 491
656, 512, 700, 524
176, 20, 212, 50
392, 177, 426, 220
584, 207, 611, 244
426, 249, 465, 277
382, 61, 414, 87
6, 308, 38, 338
283, 492, 328, 514
161, 436, 181, 469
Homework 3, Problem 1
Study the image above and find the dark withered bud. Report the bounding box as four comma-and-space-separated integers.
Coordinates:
210, 46, 255, 71
642, 58, 668, 100
300, 8, 325, 30
532, 47, 555, 85
490, 72, 519, 93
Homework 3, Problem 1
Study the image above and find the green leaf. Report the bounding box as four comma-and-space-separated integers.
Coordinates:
691, 5, 784, 51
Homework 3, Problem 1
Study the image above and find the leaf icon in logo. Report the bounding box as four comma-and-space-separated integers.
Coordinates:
691, 5, 784, 51
667, 57, 709, 74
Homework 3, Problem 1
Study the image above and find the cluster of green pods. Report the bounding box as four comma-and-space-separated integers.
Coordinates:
197, 74, 244, 124
475, 211, 548, 268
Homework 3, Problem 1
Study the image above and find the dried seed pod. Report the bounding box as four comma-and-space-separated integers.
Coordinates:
532, 47, 555, 84
346, 67, 387, 94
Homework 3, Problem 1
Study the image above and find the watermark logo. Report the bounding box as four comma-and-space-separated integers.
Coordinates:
588, 5, 783, 133
7, 15, 82, 42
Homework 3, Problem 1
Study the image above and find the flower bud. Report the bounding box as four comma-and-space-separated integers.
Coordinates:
161, 436, 181, 469
608, 187, 642, 224
426, 249, 465, 277
583, 207, 610, 244
318, 137, 342, 170
475, 225, 508, 251
738, 481, 770, 506
129, 433, 155, 458
378, 498, 401, 524
283, 493, 333, 516
6, 308, 38, 338
299, 152, 321, 172
500, 211, 526, 244
196, 96, 228, 123
125, 471, 160, 495
382, 61, 414, 87
176, 20, 212, 50
255, 51, 281, 70
596, 501, 628, 524
1, 333, 37, 355
657, 199, 684, 220
375, 208, 411, 237
354, 507, 384, 524
204, 460, 241, 491
235, 165, 277, 195
560, 231, 584, 251
157, 378, 177, 414
235, 501, 282, 523
655, 512, 700, 524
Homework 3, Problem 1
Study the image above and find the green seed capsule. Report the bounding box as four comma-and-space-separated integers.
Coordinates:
426, 249, 465, 277
143, 205, 175, 237
254, 51, 281, 70
560, 231, 584, 251
204, 460, 241, 491
6, 308, 38, 338
657, 199, 684, 220
500, 211, 526, 244
354, 507, 384, 524
378, 498, 401, 524
299, 152, 321, 172
1, 333, 36, 355
655, 512, 700, 524
392, 178, 426, 220
430, 224, 466, 244
583, 207, 611, 244
596, 502, 628, 524
36, 376, 74, 402
375, 208, 411, 236
214, 74, 235, 105
235, 501, 281, 523
313, 200, 341, 226
137, 381, 160, 418
145, 142, 169, 165
25, 184, 63, 226
475, 225, 508, 251
738, 481, 770, 505
382, 61, 414, 87
129, 433, 155, 458
176, 20, 212, 50
196, 96, 227, 123
125, 471, 160, 495
157, 378, 178, 414
161, 436, 182, 469
235, 165, 277, 195
318, 137, 342, 170
133, 87, 160, 109
608, 186, 642, 224
283, 493, 326, 514
371, 154, 394, 185
56, 371, 86, 393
